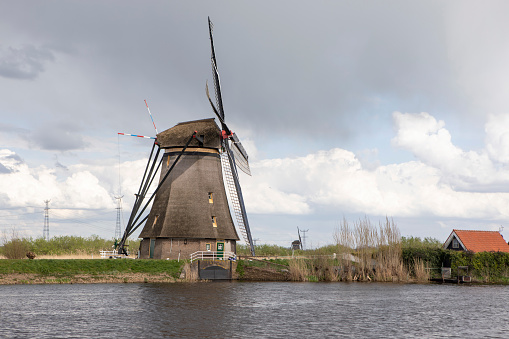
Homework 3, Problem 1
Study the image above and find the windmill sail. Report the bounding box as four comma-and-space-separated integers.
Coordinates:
208, 16, 255, 255
221, 142, 255, 255
231, 133, 251, 176
208, 17, 225, 122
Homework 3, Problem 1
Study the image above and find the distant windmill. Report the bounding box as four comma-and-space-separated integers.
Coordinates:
117, 17, 255, 259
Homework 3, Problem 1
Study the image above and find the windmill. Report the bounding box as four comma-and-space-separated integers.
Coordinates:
117, 17, 255, 259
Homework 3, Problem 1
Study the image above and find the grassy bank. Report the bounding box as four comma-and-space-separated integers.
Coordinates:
0, 259, 185, 284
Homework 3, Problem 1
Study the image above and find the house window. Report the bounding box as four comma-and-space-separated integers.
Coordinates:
206, 243, 211, 251
208, 192, 213, 203
452, 238, 459, 249
212, 216, 217, 227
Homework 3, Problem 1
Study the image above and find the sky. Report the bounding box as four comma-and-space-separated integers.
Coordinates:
2, 1, 509, 248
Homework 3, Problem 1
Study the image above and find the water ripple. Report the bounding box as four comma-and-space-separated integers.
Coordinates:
0, 282, 508, 338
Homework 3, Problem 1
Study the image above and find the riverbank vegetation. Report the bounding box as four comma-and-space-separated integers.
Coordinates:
238, 218, 509, 284
0, 230, 140, 259
3, 219, 509, 284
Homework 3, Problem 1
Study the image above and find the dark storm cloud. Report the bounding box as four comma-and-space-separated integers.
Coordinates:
0, 1, 507, 154
0, 45, 55, 80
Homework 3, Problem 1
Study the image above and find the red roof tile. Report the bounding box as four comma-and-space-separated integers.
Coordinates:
453, 230, 509, 253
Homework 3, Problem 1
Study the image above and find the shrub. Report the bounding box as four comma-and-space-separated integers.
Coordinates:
1, 229, 29, 259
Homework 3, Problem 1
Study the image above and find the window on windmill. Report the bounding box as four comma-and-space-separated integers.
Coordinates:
167, 155, 170, 167
152, 215, 159, 228
208, 192, 213, 203
212, 216, 217, 228
452, 238, 459, 249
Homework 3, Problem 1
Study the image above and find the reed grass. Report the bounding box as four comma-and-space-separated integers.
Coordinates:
333, 217, 408, 282
182, 262, 198, 282
288, 259, 309, 281
413, 258, 430, 283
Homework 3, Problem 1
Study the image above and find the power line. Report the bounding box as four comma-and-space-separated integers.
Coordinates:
50, 211, 114, 232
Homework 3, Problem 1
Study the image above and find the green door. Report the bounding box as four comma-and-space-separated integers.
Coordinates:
149, 239, 155, 259
217, 242, 224, 258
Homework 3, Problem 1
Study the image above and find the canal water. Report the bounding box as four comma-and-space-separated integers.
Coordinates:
0, 282, 508, 338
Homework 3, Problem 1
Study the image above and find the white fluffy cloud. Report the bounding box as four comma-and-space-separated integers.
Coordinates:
485, 114, 509, 164
0, 149, 115, 209
4, 111, 509, 238
392, 111, 509, 191
243, 112, 509, 221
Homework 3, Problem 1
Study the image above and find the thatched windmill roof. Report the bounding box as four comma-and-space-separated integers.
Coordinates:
156, 118, 222, 150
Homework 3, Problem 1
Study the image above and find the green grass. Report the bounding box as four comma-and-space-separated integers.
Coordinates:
0, 259, 185, 278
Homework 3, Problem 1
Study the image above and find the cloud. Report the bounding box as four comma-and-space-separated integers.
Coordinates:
391, 111, 509, 191
28, 123, 88, 151
0, 148, 114, 209
0, 163, 11, 174
0, 45, 55, 80
243, 112, 509, 221
485, 114, 509, 164
0, 149, 23, 173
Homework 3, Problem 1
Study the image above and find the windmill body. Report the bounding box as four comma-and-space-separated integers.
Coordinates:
138, 119, 239, 259
118, 17, 255, 260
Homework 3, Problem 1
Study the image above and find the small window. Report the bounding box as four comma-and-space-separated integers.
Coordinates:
452, 238, 459, 249
212, 216, 217, 228
206, 243, 211, 251
167, 155, 170, 167
208, 192, 213, 204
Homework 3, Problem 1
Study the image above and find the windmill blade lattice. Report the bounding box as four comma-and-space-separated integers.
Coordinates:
221, 146, 252, 250
231, 141, 251, 176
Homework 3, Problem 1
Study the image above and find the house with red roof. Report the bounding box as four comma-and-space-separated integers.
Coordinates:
443, 230, 509, 253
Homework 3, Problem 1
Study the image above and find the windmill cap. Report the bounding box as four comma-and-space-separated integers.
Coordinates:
156, 118, 222, 149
